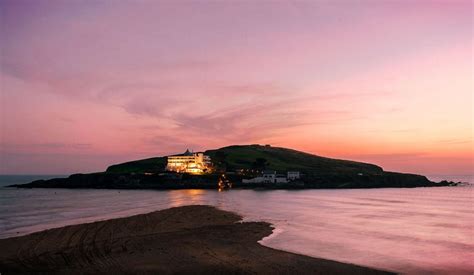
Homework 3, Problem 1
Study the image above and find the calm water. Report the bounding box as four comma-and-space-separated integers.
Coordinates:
0, 176, 472, 274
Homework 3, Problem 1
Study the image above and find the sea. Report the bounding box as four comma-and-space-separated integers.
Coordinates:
0, 174, 472, 274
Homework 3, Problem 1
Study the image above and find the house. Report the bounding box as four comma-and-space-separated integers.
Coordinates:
242, 170, 292, 184
287, 171, 300, 180
262, 170, 276, 182
166, 149, 212, 174
242, 170, 274, 184
275, 174, 288, 183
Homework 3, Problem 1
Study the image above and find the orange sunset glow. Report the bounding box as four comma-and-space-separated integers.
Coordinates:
0, 1, 472, 175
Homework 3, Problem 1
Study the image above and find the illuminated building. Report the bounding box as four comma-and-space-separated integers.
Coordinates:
166, 149, 212, 174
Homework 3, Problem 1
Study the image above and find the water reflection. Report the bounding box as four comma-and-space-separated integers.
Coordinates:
0, 187, 472, 274
167, 189, 206, 207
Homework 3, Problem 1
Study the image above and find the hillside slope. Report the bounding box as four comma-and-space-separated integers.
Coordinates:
205, 145, 383, 175
106, 144, 383, 175
106, 157, 167, 173
17, 145, 443, 189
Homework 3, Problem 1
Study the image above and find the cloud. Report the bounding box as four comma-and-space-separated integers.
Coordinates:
1, 0, 471, 175
346, 152, 429, 161
1, 143, 93, 152
437, 139, 472, 145
144, 135, 203, 153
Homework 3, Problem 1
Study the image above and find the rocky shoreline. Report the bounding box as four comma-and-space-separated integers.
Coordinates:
10, 171, 451, 190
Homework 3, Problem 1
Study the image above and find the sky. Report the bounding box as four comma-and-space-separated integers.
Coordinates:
0, 0, 472, 175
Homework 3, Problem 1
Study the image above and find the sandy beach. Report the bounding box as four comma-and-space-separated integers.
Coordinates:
0, 205, 392, 274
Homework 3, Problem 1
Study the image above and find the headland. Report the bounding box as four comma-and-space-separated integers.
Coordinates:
10, 144, 453, 190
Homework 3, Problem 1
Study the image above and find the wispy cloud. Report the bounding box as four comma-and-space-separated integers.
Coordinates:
1, 143, 93, 152
347, 152, 429, 161
0, 0, 471, 174
437, 139, 472, 145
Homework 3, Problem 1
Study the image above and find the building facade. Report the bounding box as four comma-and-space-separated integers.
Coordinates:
242, 170, 301, 184
166, 149, 212, 174
287, 171, 300, 180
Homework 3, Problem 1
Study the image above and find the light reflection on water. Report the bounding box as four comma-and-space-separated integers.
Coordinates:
0, 186, 472, 274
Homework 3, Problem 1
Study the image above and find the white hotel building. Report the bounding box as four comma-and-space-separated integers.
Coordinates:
166, 149, 212, 174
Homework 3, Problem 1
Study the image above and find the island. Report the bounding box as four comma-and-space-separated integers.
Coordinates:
11, 144, 451, 189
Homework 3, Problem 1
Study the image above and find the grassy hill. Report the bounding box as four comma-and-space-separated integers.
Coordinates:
106, 144, 383, 175
106, 157, 167, 173
205, 145, 383, 175
19, 145, 443, 189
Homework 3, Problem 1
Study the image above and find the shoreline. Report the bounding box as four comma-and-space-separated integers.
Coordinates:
7, 168, 452, 190
0, 205, 393, 274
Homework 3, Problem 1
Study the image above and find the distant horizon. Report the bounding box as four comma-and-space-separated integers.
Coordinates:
1, 1, 472, 175
0, 144, 473, 179
2, 172, 473, 178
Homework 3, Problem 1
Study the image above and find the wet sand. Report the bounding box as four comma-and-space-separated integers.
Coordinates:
0, 205, 393, 274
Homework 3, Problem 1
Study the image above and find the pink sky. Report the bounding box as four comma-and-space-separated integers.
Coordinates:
0, 0, 472, 175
